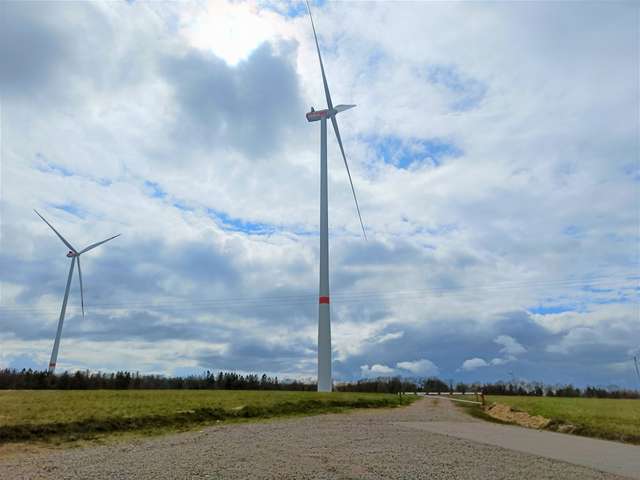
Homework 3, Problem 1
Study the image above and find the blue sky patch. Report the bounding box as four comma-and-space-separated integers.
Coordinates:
50, 203, 85, 219
208, 208, 277, 235
563, 225, 583, 237
426, 64, 487, 111
364, 134, 462, 169
260, 0, 323, 18
529, 304, 576, 315
367, 50, 385, 69
622, 163, 640, 181
173, 202, 195, 212
35, 154, 74, 177
581, 285, 614, 293
591, 296, 631, 305
144, 180, 167, 199
35, 153, 112, 185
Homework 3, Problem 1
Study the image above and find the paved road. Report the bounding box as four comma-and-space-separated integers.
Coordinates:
404, 410, 640, 479
0, 397, 636, 479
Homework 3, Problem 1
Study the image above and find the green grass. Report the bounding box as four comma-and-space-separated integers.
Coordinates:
486, 396, 640, 444
0, 390, 412, 444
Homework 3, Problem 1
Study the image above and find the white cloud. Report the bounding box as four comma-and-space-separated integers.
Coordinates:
461, 358, 489, 371
494, 335, 526, 356
332, 317, 399, 362
360, 364, 395, 376
538, 305, 639, 356
396, 359, 439, 376
179, 0, 288, 66
546, 327, 600, 355
376, 331, 404, 343
489, 358, 508, 366
458, 336, 525, 371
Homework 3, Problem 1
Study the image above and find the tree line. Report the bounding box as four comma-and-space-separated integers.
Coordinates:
477, 381, 639, 399
0, 369, 637, 398
0, 369, 314, 391
0, 369, 419, 392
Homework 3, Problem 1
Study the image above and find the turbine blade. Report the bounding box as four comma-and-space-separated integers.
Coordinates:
330, 115, 367, 240
80, 234, 120, 254
77, 255, 85, 319
334, 104, 356, 113
34, 209, 77, 253
306, 0, 333, 110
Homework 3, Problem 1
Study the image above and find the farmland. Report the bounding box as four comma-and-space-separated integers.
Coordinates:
486, 395, 640, 444
0, 390, 412, 444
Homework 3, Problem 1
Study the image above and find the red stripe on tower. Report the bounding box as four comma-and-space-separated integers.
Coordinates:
319, 296, 330, 304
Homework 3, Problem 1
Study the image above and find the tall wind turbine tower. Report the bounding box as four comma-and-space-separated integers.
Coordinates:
34, 210, 120, 373
305, 1, 366, 392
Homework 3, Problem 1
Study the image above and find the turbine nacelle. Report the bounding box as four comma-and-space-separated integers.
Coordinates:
306, 104, 356, 123
66, 250, 77, 258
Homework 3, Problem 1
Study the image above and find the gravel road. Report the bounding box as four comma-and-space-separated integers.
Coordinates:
0, 397, 632, 479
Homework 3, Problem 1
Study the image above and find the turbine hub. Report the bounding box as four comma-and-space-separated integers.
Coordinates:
66, 250, 76, 257
306, 108, 331, 122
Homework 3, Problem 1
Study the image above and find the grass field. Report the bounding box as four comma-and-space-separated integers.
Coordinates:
486, 396, 640, 444
0, 390, 411, 444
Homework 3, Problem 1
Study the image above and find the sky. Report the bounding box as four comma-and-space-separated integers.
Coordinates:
0, 0, 638, 388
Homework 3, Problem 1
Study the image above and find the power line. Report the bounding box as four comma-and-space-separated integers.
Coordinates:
2, 274, 636, 312
1, 273, 636, 316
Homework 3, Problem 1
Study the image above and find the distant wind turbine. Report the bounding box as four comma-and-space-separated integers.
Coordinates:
34, 210, 119, 373
305, 1, 366, 392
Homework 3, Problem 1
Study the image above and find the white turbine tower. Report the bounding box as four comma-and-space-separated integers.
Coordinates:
305, 1, 366, 392
34, 210, 120, 373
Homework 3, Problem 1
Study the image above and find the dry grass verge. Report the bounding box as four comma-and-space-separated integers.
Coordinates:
485, 403, 551, 429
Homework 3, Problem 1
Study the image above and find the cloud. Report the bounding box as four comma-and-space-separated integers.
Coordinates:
494, 335, 526, 356
489, 358, 508, 366
396, 359, 439, 376
356, 358, 439, 378
161, 40, 305, 157
459, 335, 526, 371
425, 64, 488, 111
461, 358, 489, 371
0, 2, 70, 96
375, 331, 404, 343
361, 364, 395, 376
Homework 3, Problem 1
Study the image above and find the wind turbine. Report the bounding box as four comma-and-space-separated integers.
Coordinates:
305, 1, 366, 392
34, 210, 119, 373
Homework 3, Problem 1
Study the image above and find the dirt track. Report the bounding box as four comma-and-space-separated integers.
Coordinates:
0, 397, 634, 479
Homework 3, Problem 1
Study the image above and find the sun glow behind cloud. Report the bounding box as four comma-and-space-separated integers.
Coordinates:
179, 0, 284, 66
